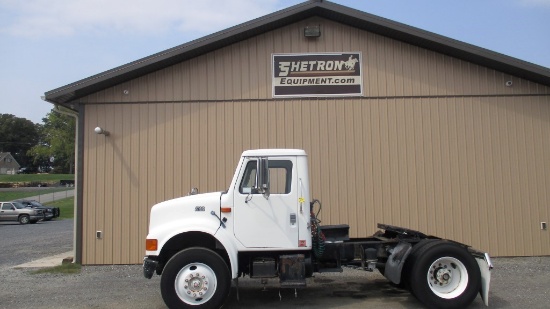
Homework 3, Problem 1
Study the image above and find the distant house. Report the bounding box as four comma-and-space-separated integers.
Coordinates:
0, 152, 20, 175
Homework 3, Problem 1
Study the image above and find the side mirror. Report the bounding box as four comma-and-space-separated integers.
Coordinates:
256, 157, 270, 199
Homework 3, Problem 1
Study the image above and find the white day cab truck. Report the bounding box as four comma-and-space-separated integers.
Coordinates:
143, 149, 493, 309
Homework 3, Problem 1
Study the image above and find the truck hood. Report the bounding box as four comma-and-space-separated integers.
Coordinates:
149, 192, 222, 230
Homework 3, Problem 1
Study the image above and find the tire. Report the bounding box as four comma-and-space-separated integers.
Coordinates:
161, 248, 231, 309
19, 215, 30, 224
400, 239, 440, 290
408, 241, 481, 309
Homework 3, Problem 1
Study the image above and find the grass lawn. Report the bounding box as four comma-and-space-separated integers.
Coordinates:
31, 263, 81, 275
45, 197, 74, 219
0, 174, 74, 183
0, 188, 72, 201
0, 189, 74, 218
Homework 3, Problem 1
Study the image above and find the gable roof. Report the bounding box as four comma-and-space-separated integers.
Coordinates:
0, 152, 20, 167
44, 0, 550, 107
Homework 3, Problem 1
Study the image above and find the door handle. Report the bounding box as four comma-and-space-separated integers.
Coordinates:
290, 213, 297, 225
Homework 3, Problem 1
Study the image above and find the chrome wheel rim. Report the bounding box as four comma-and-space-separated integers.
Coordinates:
427, 256, 468, 299
174, 262, 217, 305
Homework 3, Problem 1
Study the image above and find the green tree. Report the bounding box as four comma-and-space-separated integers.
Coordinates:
0, 114, 39, 167
28, 110, 75, 174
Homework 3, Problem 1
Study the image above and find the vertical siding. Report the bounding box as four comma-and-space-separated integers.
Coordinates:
83, 96, 550, 263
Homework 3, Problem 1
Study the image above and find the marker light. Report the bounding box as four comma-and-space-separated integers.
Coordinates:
146, 239, 158, 251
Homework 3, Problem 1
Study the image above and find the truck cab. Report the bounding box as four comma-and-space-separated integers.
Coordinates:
144, 149, 492, 309
231, 149, 311, 249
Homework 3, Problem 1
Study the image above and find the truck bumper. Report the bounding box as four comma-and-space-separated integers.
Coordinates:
143, 257, 159, 279
30, 215, 44, 222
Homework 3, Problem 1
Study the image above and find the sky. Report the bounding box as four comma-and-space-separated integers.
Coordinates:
1, 0, 549, 124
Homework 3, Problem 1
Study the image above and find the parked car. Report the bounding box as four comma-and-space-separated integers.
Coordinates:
0, 201, 44, 224
16, 200, 60, 221
17, 167, 38, 174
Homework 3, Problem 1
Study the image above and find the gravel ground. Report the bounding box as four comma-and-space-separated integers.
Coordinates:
1, 257, 549, 308
1, 219, 549, 308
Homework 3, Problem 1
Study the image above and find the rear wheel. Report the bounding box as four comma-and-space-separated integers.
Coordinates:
400, 239, 439, 290
408, 241, 480, 309
160, 248, 231, 309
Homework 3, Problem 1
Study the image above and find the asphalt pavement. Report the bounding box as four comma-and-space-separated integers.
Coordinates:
0, 219, 73, 268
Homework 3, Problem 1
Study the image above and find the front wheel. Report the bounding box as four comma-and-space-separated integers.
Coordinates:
161, 248, 231, 309
408, 241, 481, 309
19, 215, 30, 224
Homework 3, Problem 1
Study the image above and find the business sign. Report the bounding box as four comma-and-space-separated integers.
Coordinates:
272, 52, 362, 97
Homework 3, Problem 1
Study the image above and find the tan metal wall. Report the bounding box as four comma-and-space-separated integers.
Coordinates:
80, 17, 550, 264
82, 17, 549, 104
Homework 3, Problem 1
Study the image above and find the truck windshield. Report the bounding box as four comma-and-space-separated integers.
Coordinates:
12, 202, 26, 209
30, 201, 43, 207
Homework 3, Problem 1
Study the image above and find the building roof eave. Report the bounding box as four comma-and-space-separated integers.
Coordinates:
44, 0, 550, 106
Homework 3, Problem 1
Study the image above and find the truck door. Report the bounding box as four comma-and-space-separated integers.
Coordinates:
233, 157, 299, 248
0, 203, 16, 221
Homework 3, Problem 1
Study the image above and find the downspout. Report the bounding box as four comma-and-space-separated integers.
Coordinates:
41, 97, 82, 264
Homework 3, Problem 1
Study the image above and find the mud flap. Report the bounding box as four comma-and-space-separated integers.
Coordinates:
384, 241, 412, 284
475, 253, 493, 306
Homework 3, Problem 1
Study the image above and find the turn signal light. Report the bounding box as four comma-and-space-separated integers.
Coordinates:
146, 239, 158, 251
221, 207, 232, 213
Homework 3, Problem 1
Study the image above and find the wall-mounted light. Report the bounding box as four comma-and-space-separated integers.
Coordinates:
94, 126, 110, 136
304, 25, 321, 38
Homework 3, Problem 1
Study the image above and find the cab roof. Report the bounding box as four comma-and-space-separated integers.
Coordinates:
242, 149, 307, 157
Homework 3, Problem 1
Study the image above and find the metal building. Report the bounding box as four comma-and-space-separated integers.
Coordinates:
44, 1, 550, 265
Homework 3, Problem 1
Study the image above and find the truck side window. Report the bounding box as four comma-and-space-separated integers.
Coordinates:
239, 161, 258, 194
268, 161, 292, 194
239, 159, 293, 194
